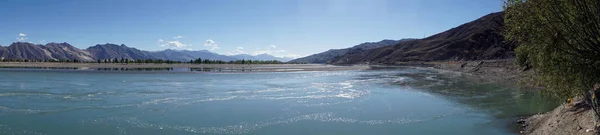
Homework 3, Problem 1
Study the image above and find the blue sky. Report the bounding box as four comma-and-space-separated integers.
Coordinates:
0, 0, 502, 58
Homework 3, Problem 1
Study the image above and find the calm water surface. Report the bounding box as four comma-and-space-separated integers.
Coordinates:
0, 67, 556, 135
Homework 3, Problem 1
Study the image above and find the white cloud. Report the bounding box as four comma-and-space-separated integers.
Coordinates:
17, 37, 27, 42
173, 36, 184, 39
158, 38, 191, 50
16, 33, 27, 42
253, 49, 286, 55
158, 37, 192, 50
203, 39, 220, 50
249, 44, 303, 58
252, 44, 286, 55
253, 50, 270, 55
229, 45, 302, 58
284, 54, 304, 59
227, 47, 248, 55
161, 41, 190, 48
39, 40, 46, 44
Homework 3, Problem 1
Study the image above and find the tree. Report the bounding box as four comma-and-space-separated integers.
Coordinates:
193, 58, 202, 64
504, 0, 600, 99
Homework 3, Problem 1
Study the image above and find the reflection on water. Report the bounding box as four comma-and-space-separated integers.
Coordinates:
0, 66, 80, 70
0, 67, 557, 135
387, 67, 559, 117
0, 66, 305, 72
97, 68, 175, 71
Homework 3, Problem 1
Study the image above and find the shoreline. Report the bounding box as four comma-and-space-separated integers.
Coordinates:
0, 62, 370, 72
374, 59, 596, 135
374, 59, 537, 134
381, 59, 528, 84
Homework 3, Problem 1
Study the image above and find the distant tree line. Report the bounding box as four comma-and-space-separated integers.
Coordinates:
189, 58, 285, 64
0, 57, 304, 64
94, 58, 184, 64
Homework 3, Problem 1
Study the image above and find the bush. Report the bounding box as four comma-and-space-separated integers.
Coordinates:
504, 0, 600, 99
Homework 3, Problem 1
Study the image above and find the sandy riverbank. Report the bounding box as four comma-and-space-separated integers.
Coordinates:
0, 62, 370, 72
521, 98, 597, 135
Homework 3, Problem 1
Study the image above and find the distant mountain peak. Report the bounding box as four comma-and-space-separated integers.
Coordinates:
0, 42, 285, 62
289, 39, 403, 63
231, 53, 292, 62
328, 12, 513, 64
0, 42, 94, 61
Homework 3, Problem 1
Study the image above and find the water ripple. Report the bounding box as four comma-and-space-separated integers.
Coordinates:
82, 112, 423, 134
0, 125, 46, 135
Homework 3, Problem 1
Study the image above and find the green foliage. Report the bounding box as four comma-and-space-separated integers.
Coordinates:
189, 58, 284, 64
504, 0, 600, 99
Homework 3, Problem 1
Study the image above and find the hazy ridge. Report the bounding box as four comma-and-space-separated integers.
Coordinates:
0, 42, 290, 62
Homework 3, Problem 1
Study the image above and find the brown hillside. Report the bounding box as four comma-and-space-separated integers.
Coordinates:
331, 12, 514, 64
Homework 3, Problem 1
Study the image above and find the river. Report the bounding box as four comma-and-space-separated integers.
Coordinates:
0, 67, 556, 135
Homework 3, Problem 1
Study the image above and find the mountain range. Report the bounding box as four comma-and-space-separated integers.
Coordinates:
288, 39, 408, 63
231, 54, 292, 62
290, 12, 513, 64
0, 42, 292, 62
1, 12, 512, 64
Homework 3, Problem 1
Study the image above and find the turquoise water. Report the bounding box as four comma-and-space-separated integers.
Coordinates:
0, 67, 556, 135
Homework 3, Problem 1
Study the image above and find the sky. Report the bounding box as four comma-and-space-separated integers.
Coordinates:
0, 0, 503, 58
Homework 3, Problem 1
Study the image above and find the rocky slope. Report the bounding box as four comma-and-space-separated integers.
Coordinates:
330, 12, 514, 64
43, 42, 94, 61
0, 42, 92, 61
522, 98, 597, 135
0, 42, 280, 62
289, 39, 407, 63
1, 42, 54, 60
85, 44, 159, 60
151, 49, 197, 62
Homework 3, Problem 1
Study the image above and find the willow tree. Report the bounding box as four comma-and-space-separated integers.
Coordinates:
504, 0, 600, 99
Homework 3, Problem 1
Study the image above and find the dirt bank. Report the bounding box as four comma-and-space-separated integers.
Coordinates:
522, 99, 598, 135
